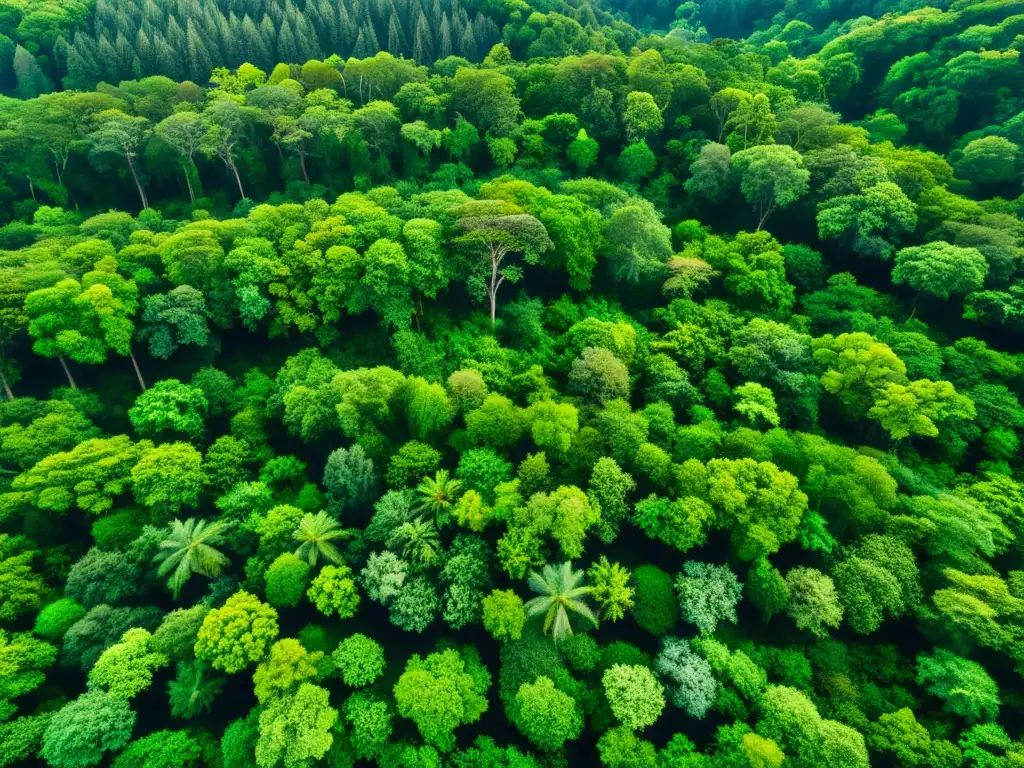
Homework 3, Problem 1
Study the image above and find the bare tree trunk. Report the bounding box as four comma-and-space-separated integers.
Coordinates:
58, 355, 77, 389
298, 146, 310, 183
0, 367, 13, 401
228, 155, 245, 200
489, 251, 499, 328
125, 152, 148, 209
129, 348, 146, 391
756, 198, 774, 231
53, 156, 66, 189
907, 292, 921, 321
27, 177, 36, 201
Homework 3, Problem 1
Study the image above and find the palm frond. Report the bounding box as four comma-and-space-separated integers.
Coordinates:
152, 517, 232, 598
524, 560, 598, 641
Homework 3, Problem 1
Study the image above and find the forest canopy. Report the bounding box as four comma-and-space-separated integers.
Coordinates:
0, 0, 1023, 767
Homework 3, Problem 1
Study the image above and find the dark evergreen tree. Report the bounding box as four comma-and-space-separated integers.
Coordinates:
459, 20, 477, 61
186, 19, 215, 82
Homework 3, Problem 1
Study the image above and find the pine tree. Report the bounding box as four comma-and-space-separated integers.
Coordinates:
186, 19, 214, 82
387, 13, 405, 56
135, 29, 153, 75
474, 12, 494, 54
338, 7, 359, 55
364, 21, 381, 55
439, 15, 452, 59
293, 14, 325, 62
13, 46, 53, 98
459, 20, 477, 61
412, 12, 432, 63
114, 31, 135, 80
216, 13, 237, 66
259, 15, 278, 60
318, 0, 339, 50
153, 34, 185, 82
64, 37, 103, 90
96, 34, 118, 83
241, 15, 272, 71
141, 0, 163, 28
115, 6, 137, 42
166, 16, 187, 56
267, 0, 285, 28
95, 0, 117, 29
352, 28, 370, 60
276, 22, 301, 65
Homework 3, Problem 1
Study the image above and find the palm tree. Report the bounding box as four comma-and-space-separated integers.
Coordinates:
168, 660, 224, 719
416, 469, 463, 526
387, 516, 441, 567
525, 561, 598, 641
293, 510, 353, 566
153, 518, 231, 598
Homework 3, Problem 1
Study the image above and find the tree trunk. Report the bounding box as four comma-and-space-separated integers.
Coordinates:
228, 155, 245, 200
125, 152, 148, 209
756, 198, 774, 231
489, 252, 499, 328
27, 177, 36, 201
0, 367, 13, 401
907, 292, 921, 321
298, 146, 310, 183
57, 355, 77, 389
181, 159, 196, 204
53, 156, 66, 189
129, 348, 147, 391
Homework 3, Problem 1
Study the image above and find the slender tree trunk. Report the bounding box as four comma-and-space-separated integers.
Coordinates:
57, 355, 77, 389
298, 146, 310, 183
125, 152, 148, 209
0, 367, 13, 401
756, 198, 774, 231
129, 348, 146, 391
53, 156, 66, 189
907, 292, 921, 320
27, 178, 35, 201
183, 168, 195, 203
489, 251, 499, 328
227, 155, 245, 200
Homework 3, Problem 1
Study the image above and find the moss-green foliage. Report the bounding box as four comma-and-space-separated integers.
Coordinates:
332, 633, 386, 687
631, 565, 679, 636
0, 5, 1022, 765
264, 553, 311, 608
393, 647, 490, 752
194, 591, 279, 674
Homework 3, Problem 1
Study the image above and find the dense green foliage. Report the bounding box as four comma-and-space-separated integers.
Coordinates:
0, 0, 1023, 765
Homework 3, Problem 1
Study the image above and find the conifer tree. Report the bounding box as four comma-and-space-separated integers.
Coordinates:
277, 23, 300, 66
459, 21, 477, 60
186, 19, 214, 82
439, 17, 453, 60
